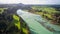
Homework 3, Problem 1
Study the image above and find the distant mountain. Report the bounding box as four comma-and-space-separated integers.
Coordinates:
0, 3, 31, 9
0, 3, 60, 10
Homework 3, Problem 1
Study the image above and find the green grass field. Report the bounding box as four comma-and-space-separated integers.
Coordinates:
28, 6, 60, 25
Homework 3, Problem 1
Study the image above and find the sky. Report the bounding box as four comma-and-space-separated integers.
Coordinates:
0, 0, 60, 4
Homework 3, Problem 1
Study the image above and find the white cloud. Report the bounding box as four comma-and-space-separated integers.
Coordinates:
0, 0, 60, 4
0, 0, 20, 4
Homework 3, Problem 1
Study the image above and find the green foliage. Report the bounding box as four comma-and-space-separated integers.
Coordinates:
42, 8, 57, 14
0, 8, 7, 14
13, 14, 20, 30
13, 14, 29, 34
31, 6, 59, 20
32, 6, 57, 14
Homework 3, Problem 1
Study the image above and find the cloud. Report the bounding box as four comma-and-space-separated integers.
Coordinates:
0, 0, 60, 4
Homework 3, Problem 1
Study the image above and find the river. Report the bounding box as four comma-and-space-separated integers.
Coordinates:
17, 9, 60, 34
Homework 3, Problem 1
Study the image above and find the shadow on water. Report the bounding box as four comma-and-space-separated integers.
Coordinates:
30, 27, 38, 34
53, 31, 60, 34
35, 19, 60, 34
30, 30, 38, 34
